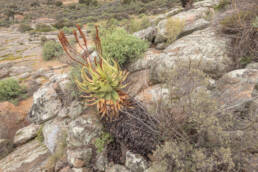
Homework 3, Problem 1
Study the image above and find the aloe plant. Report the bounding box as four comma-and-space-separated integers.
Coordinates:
58, 25, 130, 119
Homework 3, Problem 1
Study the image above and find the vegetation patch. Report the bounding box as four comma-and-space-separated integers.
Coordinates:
35, 24, 54, 32
36, 125, 44, 143
42, 40, 63, 61
0, 78, 27, 104
94, 132, 113, 153
101, 28, 149, 66
148, 60, 236, 172
126, 16, 151, 33
166, 17, 185, 43
219, 0, 258, 68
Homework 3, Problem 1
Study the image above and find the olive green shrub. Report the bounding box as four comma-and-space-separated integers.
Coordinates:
42, 40, 63, 61
101, 28, 149, 66
0, 78, 27, 103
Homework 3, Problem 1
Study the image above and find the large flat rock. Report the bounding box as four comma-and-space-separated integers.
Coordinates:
0, 140, 50, 172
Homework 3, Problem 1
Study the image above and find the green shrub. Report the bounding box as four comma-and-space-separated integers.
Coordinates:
42, 40, 63, 61
166, 17, 185, 43
55, 1, 63, 7
18, 23, 33, 33
79, 0, 98, 6
53, 19, 74, 29
36, 24, 53, 32
62, 26, 73, 34
101, 28, 149, 66
0, 78, 27, 103
94, 132, 113, 153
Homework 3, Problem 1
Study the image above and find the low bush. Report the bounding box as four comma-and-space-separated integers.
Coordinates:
18, 23, 33, 33
219, 0, 258, 68
101, 28, 149, 66
166, 17, 185, 43
36, 24, 53, 32
42, 40, 63, 61
53, 19, 74, 29
62, 26, 74, 34
79, 0, 98, 6
55, 1, 63, 7
0, 78, 27, 103
149, 60, 235, 172
95, 132, 113, 153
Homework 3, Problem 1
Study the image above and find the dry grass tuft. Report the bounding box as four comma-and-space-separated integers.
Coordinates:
166, 17, 185, 43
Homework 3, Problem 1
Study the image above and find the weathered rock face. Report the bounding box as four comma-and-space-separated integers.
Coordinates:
13, 124, 40, 146
125, 151, 148, 172
126, 70, 150, 97
155, 7, 210, 45
28, 83, 63, 124
67, 109, 103, 148
216, 69, 258, 106
0, 140, 50, 172
43, 120, 62, 153
128, 49, 164, 72
133, 26, 157, 42
28, 74, 82, 124
133, 0, 221, 50
151, 27, 232, 82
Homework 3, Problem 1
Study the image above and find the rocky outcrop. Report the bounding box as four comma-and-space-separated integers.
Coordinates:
28, 74, 79, 124
152, 27, 232, 81
67, 109, 103, 148
155, 7, 210, 46
133, 0, 221, 50
0, 140, 50, 172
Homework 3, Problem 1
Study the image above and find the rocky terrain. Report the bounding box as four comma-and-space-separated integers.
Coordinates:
0, 0, 257, 172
